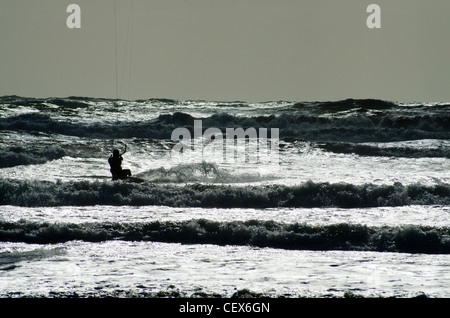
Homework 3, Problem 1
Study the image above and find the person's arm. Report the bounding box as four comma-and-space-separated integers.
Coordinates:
121, 144, 127, 155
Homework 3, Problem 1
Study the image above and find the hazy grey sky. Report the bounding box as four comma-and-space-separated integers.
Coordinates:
1, 0, 449, 102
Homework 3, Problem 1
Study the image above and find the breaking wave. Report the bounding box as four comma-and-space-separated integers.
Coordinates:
134, 162, 272, 184
0, 219, 449, 254
0, 179, 448, 208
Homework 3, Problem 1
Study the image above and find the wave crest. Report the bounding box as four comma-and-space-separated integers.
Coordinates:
1, 179, 448, 208
1, 219, 448, 254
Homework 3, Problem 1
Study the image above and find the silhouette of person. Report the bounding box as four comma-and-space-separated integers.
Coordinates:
108, 145, 131, 180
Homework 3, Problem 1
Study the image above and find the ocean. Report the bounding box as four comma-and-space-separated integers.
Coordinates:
0, 96, 449, 299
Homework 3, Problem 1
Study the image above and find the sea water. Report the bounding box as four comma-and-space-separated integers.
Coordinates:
0, 96, 449, 297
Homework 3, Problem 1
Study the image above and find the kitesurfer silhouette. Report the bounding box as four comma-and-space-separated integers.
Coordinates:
108, 145, 131, 180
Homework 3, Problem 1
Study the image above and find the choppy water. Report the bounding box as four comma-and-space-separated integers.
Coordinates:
0, 96, 449, 298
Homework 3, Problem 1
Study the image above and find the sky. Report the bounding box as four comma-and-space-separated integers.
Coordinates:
1, 0, 450, 102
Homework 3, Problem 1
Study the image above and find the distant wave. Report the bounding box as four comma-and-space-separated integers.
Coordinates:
1, 145, 67, 168
1, 98, 449, 142
1, 179, 448, 208
0, 95, 177, 107
0, 219, 448, 254
3, 96, 448, 113
316, 141, 450, 158
293, 98, 398, 112
1, 111, 449, 143
0, 95, 107, 109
